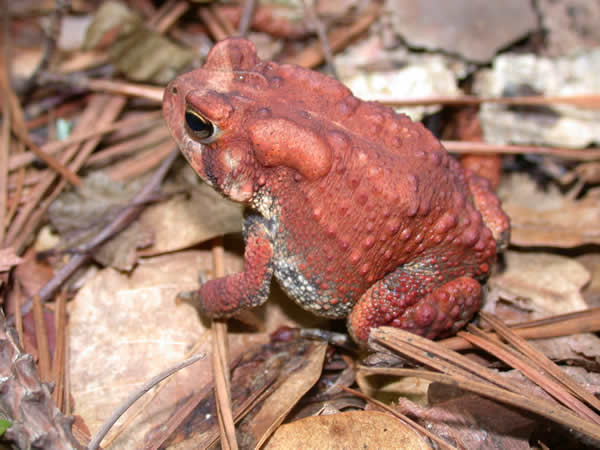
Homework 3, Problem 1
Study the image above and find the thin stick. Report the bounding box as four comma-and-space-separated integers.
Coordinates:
440, 307, 600, 351
32, 295, 51, 382
0, 87, 9, 244
302, 0, 337, 79
51, 292, 67, 410
11, 124, 81, 185
381, 94, 600, 109
442, 140, 600, 161
211, 239, 238, 449
480, 313, 600, 414
280, 2, 381, 68
199, 7, 230, 42
14, 283, 24, 348
9, 111, 162, 171
461, 327, 600, 424
211, 3, 236, 36
87, 353, 205, 450
237, 0, 256, 37
104, 341, 206, 448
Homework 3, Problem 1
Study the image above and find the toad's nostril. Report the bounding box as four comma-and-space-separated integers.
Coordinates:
171, 85, 178, 95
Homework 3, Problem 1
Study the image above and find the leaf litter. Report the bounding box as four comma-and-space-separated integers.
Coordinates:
2, 1, 600, 449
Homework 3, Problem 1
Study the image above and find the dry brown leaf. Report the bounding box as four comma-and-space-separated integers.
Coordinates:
264, 410, 431, 450
12, 247, 54, 298
487, 251, 600, 367
577, 253, 600, 308
250, 341, 328, 448
138, 165, 243, 256
385, 0, 537, 63
83, 1, 194, 83
155, 338, 326, 449
356, 373, 431, 406
498, 174, 600, 247
68, 250, 253, 448
487, 250, 590, 317
537, 0, 600, 57
532, 333, 600, 367
395, 387, 535, 450
48, 172, 153, 271
561, 366, 600, 396
0, 247, 23, 271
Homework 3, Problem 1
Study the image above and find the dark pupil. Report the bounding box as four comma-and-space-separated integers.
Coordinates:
185, 110, 213, 139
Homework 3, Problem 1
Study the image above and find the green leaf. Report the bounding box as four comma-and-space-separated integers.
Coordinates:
0, 419, 12, 436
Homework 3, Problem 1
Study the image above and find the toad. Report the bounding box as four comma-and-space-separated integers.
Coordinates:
162, 38, 510, 344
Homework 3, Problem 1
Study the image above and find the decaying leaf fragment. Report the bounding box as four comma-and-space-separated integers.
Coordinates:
48, 172, 153, 271
384, 0, 537, 63
395, 387, 535, 449
487, 250, 590, 316
265, 410, 430, 450
152, 338, 327, 449
83, 1, 194, 83
498, 174, 600, 247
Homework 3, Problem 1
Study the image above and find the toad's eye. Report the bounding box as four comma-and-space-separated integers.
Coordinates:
185, 109, 215, 141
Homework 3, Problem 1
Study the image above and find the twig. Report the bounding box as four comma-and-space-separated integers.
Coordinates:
460, 327, 600, 424
0, 87, 9, 244
105, 341, 206, 448
84, 79, 164, 102
156, 1, 189, 33
371, 327, 519, 393
32, 295, 51, 382
52, 292, 67, 410
237, 0, 257, 37
381, 94, 600, 109
440, 307, 600, 351
302, 0, 338, 79
86, 353, 205, 450
199, 6, 230, 42
8, 95, 127, 253
279, 2, 381, 68
210, 3, 236, 36
106, 139, 174, 181
19, 0, 68, 96
10, 124, 81, 185
0, 7, 12, 243
480, 313, 600, 415
211, 239, 238, 449
84, 124, 170, 168
9, 111, 163, 171
442, 140, 600, 161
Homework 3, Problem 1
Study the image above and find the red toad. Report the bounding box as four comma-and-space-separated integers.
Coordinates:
162, 38, 510, 344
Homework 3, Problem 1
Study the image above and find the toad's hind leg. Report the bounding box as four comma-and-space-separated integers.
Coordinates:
347, 268, 481, 344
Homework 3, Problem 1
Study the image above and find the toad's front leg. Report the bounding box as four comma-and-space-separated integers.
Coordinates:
180, 215, 275, 318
